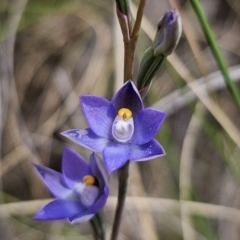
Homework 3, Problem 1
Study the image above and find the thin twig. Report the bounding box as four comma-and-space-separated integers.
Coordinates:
189, 0, 240, 112
110, 162, 130, 240
131, 0, 146, 39
180, 103, 206, 240
2, 197, 240, 224
124, 0, 146, 81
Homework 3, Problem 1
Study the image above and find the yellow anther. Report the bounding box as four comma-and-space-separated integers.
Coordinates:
118, 108, 132, 120
83, 175, 96, 186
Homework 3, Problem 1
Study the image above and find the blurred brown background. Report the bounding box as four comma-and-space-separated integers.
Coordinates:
1, 0, 240, 239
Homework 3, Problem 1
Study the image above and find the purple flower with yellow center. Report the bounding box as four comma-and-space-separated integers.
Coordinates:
62, 81, 166, 173
33, 147, 109, 224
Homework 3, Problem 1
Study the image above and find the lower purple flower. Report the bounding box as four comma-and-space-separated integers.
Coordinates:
33, 147, 109, 224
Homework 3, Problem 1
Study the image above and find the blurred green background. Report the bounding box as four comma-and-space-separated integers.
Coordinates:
1, 0, 240, 239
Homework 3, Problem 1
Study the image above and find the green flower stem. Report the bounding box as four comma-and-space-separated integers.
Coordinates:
90, 216, 101, 240
110, 161, 130, 240
90, 211, 106, 240
189, 0, 240, 112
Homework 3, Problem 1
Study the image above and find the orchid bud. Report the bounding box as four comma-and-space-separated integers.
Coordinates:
115, 0, 131, 16
152, 9, 182, 57
136, 9, 182, 95
136, 47, 166, 92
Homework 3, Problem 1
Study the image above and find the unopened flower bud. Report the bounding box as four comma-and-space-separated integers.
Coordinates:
136, 46, 166, 92
152, 9, 182, 57
136, 9, 182, 94
115, 0, 131, 16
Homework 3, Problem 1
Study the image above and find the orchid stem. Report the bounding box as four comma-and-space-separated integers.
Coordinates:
90, 211, 106, 240
123, 0, 146, 82
90, 217, 101, 240
111, 1, 146, 239
131, 0, 146, 39
110, 161, 130, 240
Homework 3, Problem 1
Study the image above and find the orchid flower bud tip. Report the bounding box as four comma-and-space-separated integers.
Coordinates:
153, 9, 182, 57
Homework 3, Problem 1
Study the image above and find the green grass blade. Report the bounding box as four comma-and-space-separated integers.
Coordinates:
189, 0, 240, 112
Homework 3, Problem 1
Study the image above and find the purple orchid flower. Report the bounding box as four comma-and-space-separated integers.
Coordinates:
33, 147, 109, 224
62, 81, 166, 173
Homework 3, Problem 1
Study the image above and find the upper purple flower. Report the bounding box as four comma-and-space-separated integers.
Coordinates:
62, 81, 166, 173
33, 147, 109, 224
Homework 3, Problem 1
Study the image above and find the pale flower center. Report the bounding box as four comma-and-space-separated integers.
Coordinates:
73, 175, 99, 207
81, 186, 99, 207
112, 108, 134, 143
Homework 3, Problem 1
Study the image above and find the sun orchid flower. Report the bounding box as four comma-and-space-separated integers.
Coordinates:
33, 147, 109, 224
62, 81, 166, 173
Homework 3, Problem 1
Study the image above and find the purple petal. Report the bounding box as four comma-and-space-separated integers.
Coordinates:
111, 81, 143, 116
88, 185, 109, 214
69, 214, 95, 224
131, 108, 166, 144
129, 140, 165, 161
89, 154, 109, 213
33, 164, 72, 199
80, 96, 116, 138
33, 199, 83, 221
62, 147, 92, 189
103, 142, 130, 172
61, 128, 109, 152
90, 153, 109, 189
